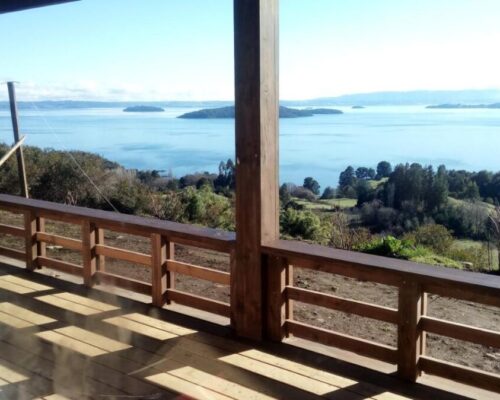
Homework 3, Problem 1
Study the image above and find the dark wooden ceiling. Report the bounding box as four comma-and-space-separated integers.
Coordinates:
0, 0, 79, 14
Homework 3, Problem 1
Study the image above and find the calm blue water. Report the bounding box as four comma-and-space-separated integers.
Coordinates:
0, 106, 499, 187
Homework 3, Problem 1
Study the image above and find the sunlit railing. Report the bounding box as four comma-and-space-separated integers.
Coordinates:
1, 193, 499, 393
0, 194, 234, 318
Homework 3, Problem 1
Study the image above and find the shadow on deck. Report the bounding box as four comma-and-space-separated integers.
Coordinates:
0, 260, 487, 400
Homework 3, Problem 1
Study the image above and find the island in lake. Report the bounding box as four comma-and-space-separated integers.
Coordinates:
352, 105, 365, 109
426, 103, 500, 109
178, 105, 342, 119
123, 105, 165, 112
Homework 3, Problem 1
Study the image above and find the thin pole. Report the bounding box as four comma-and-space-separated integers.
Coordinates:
7, 82, 29, 198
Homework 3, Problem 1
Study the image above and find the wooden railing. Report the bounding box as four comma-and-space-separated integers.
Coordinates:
263, 240, 500, 393
0, 194, 234, 318
1, 193, 500, 393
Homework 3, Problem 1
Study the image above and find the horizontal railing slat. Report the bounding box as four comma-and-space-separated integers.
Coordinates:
419, 356, 500, 393
36, 232, 83, 251
38, 256, 83, 276
0, 194, 235, 252
0, 246, 25, 261
0, 224, 24, 237
421, 316, 500, 349
95, 271, 151, 296
166, 260, 230, 285
95, 244, 151, 266
167, 289, 230, 317
263, 239, 500, 307
286, 320, 397, 364
286, 286, 398, 324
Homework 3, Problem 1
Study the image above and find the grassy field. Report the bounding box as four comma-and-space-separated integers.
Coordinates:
451, 239, 499, 271
293, 197, 357, 211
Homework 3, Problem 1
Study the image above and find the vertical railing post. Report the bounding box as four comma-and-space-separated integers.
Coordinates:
151, 233, 167, 307
82, 221, 97, 287
265, 255, 292, 341
397, 279, 425, 381
166, 240, 175, 305
24, 210, 37, 271
96, 228, 105, 272
36, 217, 46, 260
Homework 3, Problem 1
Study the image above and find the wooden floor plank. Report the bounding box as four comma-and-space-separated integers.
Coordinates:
147, 372, 234, 400
0, 275, 52, 291
123, 312, 197, 336
0, 302, 56, 326
54, 326, 131, 352
35, 295, 102, 316
218, 353, 361, 399
104, 316, 178, 340
168, 365, 277, 400
0, 279, 34, 294
52, 292, 118, 312
36, 331, 107, 357
0, 310, 33, 328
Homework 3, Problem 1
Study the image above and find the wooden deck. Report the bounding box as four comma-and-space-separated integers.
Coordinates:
0, 260, 492, 400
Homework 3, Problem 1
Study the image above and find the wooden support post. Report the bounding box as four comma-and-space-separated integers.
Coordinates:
82, 221, 97, 287
37, 217, 46, 260
151, 233, 167, 307
265, 255, 291, 341
24, 211, 38, 271
7, 82, 29, 198
96, 228, 105, 271
233, 0, 280, 340
397, 280, 425, 381
166, 241, 175, 305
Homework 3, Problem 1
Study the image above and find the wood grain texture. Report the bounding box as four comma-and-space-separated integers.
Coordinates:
0, 223, 24, 237
286, 286, 398, 324
24, 210, 37, 270
166, 259, 230, 285
421, 316, 500, 348
286, 320, 398, 364
167, 289, 230, 317
0, 194, 235, 252
95, 244, 151, 267
35, 232, 82, 251
151, 233, 167, 306
38, 256, 83, 276
397, 280, 424, 381
419, 356, 500, 393
82, 221, 97, 286
0, 246, 25, 261
264, 254, 288, 341
233, 0, 279, 340
95, 271, 151, 296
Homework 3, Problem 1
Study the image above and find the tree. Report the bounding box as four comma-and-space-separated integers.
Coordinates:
320, 186, 335, 199
376, 161, 392, 179
339, 166, 356, 188
279, 183, 292, 205
303, 177, 320, 195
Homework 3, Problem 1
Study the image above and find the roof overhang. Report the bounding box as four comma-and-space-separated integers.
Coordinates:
0, 0, 79, 14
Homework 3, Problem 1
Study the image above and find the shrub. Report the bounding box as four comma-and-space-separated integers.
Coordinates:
403, 224, 453, 254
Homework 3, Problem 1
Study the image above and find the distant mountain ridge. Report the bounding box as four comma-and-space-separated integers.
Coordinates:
1, 89, 500, 110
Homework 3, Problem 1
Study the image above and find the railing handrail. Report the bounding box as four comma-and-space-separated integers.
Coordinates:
263, 238, 500, 295
0, 194, 235, 252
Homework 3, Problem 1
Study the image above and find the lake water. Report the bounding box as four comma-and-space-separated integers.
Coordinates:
0, 105, 499, 187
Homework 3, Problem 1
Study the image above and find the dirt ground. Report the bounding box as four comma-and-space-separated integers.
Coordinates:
1, 210, 499, 374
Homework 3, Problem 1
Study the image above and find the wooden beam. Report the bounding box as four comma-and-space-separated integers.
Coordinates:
7, 83, 28, 198
233, 0, 279, 340
0, 136, 25, 168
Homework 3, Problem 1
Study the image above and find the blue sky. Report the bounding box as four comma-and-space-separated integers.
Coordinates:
1, 0, 500, 101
